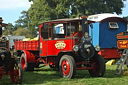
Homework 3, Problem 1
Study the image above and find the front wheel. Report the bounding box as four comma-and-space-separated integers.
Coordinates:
89, 54, 105, 77
59, 55, 76, 79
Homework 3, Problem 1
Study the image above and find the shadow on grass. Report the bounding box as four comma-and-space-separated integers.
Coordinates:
0, 65, 123, 84
75, 69, 121, 79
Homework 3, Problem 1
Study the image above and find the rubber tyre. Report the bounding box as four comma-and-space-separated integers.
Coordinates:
59, 55, 76, 79
89, 54, 105, 77
17, 63, 23, 84
20, 53, 34, 71
10, 60, 23, 84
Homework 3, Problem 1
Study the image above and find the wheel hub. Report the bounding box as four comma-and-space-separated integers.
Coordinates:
63, 65, 67, 70
61, 60, 70, 76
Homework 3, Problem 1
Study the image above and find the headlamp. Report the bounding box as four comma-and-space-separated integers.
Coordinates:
95, 45, 100, 51
73, 45, 79, 51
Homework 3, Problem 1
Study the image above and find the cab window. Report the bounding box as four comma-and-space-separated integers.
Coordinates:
41, 24, 48, 39
53, 24, 65, 38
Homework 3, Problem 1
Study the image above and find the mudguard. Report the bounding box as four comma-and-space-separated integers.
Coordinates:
22, 50, 36, 63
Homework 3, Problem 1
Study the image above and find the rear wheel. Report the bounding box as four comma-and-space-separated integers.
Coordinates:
10, 60, 23, 84
59, 55, 76, 78
20, 53, 34, 71
89, 54, 105, 77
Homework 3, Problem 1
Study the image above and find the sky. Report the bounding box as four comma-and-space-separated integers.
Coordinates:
0, 0, 128, 25
0, 0, 32, 25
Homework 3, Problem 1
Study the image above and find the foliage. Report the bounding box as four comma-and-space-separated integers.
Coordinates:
3, 23, 14, 35
2, 22, 35, 38
15, 10, 37, 38
123, 16, 128, 20
13, 28, 33, 38
28, 0, 126, 28
12, 0, 127, 38
15, 11, 29, 28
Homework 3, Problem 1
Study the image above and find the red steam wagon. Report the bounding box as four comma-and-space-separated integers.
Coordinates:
0, 17, 23, 84
15, 17, 105, 78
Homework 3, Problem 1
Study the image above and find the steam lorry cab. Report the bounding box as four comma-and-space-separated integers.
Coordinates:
15, 17, 105, 78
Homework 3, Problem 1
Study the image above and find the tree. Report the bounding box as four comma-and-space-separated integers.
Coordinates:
13, 28, 33, 38
28, 0, 127, 28
3, 23, 14, 35
15, 10, 37, 37
123, 16, 128, 20
15, 11, 30, 28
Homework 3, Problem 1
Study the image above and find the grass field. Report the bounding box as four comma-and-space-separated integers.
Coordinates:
0, 65, 128, 85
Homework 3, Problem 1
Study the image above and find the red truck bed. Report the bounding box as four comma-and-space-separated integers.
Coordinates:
15, 40, 39, 51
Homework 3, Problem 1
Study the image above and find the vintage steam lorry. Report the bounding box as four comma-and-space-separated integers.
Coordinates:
0, 17, 23, 83
15, 17, 105, 78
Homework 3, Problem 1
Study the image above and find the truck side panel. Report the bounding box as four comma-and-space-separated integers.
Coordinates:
41, 39, 74, 56
15, 41, 39, 51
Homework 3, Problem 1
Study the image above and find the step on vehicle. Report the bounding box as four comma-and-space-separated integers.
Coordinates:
0, 17, 23, 84
15, 16, 105, 78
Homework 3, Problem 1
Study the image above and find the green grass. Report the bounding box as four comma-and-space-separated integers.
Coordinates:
1, 65, 128, 85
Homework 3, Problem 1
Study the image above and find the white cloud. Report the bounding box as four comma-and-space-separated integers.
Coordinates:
0, 0, 32, 10
125, 0, 128, 4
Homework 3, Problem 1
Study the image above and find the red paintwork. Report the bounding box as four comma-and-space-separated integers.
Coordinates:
15, 41, 39, 51
39, 24, 43, 57
42, 39, 74, 56
61, 60, 70, 76
117, 35, 128, 39
15, 39, 74, 57
21, 57, 25, 69
23, 51, 36, 63
98, 48, 120, 59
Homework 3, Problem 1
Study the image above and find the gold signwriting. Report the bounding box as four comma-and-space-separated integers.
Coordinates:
117, 40, 128, 49
55, 41, 66, 49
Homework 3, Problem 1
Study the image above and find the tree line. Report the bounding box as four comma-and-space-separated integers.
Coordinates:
3, 0, 128, 38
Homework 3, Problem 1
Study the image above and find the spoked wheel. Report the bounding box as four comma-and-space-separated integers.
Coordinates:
10, 60, 23, 84
89, 54, 105, 77
59, 55, 76, 79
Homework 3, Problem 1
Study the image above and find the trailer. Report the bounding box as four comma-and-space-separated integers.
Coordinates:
15, 17, 105, 78
87, 13, 128, 59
